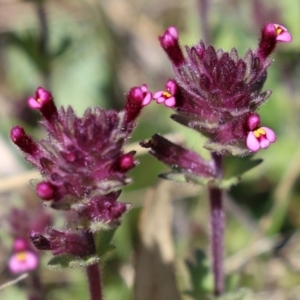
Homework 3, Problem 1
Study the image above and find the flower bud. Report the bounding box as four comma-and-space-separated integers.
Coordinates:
124, 85, 152, 124
118, 152, 136, 172
10, 126, 39, 155
36, 181, 55, 200
159, 26, 185, 67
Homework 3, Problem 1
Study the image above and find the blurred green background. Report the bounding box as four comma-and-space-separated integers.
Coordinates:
0, 0, 299, 299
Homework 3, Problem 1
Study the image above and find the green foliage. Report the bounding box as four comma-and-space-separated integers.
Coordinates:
93, 228, 117, 260
6, 30, 71, 74
184, 249, 213, 299
223, 156, 263, 180
48, 254, 99, 269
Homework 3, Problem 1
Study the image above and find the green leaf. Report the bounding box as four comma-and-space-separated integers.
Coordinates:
7, 31, 51, 73
223, 156, 263, 179
51, 37, 72, 59
184, 249, 212, 299
216, 176, 240, 189
93, 229, 117, 258
48, 254, 99, 269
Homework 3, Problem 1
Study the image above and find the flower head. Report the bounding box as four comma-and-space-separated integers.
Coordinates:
153, 24, 291, 155
11, 86, 143, 231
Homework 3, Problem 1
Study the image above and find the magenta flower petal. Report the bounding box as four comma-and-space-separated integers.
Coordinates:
153, 91, 163, 99
27, 97, 42, 109
36, 87, 52, 102
259, 137, 270, 149
261, 127, 276, 143
166, 80, 177, 94
246, 132, 260, 152
157, 97, 166, 104
247, 114, 260, 131
167, 26, 178, 39
164, 96, 176, 107
142, 92, 152, 106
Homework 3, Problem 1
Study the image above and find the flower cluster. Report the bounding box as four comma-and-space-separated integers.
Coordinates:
10, 85, 147, 259
140, 23, 291, 180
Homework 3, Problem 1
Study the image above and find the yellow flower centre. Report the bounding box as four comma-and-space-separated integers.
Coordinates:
37, 98, 42, 103
253, 128, 266, 138
16, 251, 27, 262
162, 91, 171, 98
275, 25, 283, 35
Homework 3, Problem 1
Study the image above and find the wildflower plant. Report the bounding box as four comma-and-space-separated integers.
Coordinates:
10, 85, 149, 299
8, 17, 293, 299
140, 23, 292, 296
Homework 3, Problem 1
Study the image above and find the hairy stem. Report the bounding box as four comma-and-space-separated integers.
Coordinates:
86, 263, 102, 300
209, 152, 224, 296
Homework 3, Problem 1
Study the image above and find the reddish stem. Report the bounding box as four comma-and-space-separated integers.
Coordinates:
209, 153, 224, 296
86, 263, 102, 300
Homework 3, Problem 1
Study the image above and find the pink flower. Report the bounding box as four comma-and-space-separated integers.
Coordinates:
124, 84, 152, 125
257, 23, 292, 59
140, 84, 152, 106
246, 114, 276, 152
27, 86, 52, 109
159, 26, 178, 46
27, 86, 57, 121
153, 80, 177, 107
274, 24, 292, 43
9, 251, 38, 274
8, 239, 38, 274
